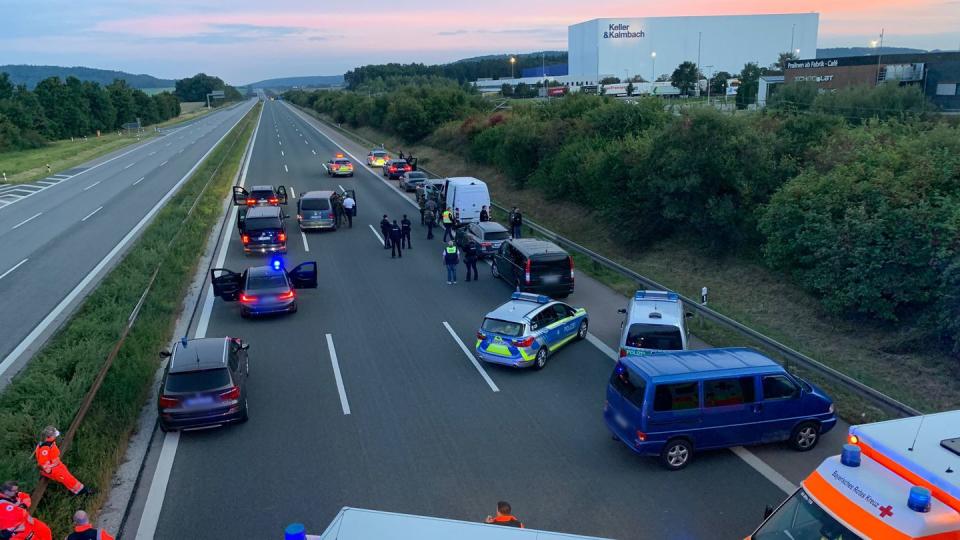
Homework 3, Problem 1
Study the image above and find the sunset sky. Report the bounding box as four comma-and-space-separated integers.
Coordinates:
2, 0, 958, 84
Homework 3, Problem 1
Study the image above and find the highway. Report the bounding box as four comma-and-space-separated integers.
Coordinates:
0, 100, 257, 386
129, 99, 845, 539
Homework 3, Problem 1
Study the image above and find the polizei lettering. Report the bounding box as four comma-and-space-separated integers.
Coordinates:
603, 23, 645, 39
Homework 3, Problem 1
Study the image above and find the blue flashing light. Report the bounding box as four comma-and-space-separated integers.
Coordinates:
908, 486, 932, 513
840, 444, 861, 467
270, 256, 284, 271
511, 292, 550, 304
634, 290, 679, 302
284, 523, 306, 540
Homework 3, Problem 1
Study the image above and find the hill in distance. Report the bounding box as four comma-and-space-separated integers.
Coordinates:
452, 51, 567, 64
0, 64, 175, 89
816, 46, 926, 58
243, 75, 343, 89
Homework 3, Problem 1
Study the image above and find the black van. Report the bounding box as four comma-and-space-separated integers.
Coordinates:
238, 206, 287, 255
491, 238, 574, 298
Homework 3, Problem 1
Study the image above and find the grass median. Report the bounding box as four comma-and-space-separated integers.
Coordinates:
0, 102, 260, 536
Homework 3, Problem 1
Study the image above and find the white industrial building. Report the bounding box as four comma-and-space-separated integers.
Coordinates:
568, 13, 819, 82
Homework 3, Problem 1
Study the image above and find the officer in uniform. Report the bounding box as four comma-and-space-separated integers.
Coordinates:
389, 220, 403, 258
380, 215, 392, 249
400, 215, 412, 249
464, 240, 479, 282
443, 241, 459, 284
479, 205, 490, 222
342, 195, 355, 228
441, 208, 454, 242
424, 207, 436, 239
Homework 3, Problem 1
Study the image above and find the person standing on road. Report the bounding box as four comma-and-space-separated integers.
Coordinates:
34, 426, 93, 497
464, 239, 479, 282
380, 215, 392, 249
418, 193, 427, 225
485, 501, 524, 528
342, 195, 355, 228
479, 205, 490, 222
443, 241, 460, 284
510, 207, 523, 239
400, 215, 412, 249
66, 510, 115, 540
332, 193, 344, 228
442, 207, 454, 242
424, 207, 436, 240
390, 220, 403, 258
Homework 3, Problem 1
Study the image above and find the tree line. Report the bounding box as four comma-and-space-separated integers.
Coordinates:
0, 73, 180, 152
285, 82, 960, 357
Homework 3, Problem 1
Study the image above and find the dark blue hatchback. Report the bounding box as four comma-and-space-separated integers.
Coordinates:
604, 347, 836, 470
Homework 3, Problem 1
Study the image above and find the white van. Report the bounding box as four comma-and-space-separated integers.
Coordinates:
443, 177, 490, 223
617, 290, 692, 357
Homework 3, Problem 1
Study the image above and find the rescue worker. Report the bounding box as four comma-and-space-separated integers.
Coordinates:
424, 207, 436, 240
479, 205, 490, 222
389, 220, 403, 258
380, 215, 392, 249
443, 241, 459, 284
342, 195, 355, 228
34, 426, 93, 497
484, 501, 524, 528
464, 240, 479, 282
441, 207, 454, 242
0, 489, 52, 540
0, 482, 29, 510
510, 207, 523, 239
400, 215, 412, 249
66, 510, 114, 540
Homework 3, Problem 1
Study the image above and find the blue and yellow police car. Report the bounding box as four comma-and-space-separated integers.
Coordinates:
475, 292, 588, 370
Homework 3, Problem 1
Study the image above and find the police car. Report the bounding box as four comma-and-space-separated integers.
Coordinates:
324, 154, 354, 177
475, 292, 588, 370
210, 258, 317, 318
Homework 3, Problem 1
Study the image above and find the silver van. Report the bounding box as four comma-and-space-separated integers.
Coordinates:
617, 290, 692, 358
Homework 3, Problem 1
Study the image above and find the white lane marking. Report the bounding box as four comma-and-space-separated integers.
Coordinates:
304, 139, 308, 144
278, 140, 282, 146
311, 149, 316, 155
442, 322, 499, 392
124, 163, 135, 170
281, 150, 284, 157
731, 447, 797, 494
165, 143, 171, 147
51, 174, 71, 179
586, 333, 618, 359
133, 177, 145, 186
148, 151, 157, 156
135, 103, 260, 540
160, 160, 168, 167
0, 102, 255, 381
368, 224, 383, 244
326, 334, 351, 415
12, 212, 42, 229
301, 231, 309, 252
0, 258, 28, 281
82, 181, 101, 191
284, 164, 288, 173
81, 206, 103, 222
338, 184, 346, 193
289, 186, 296, 199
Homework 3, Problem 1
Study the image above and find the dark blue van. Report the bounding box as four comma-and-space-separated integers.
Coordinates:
603, 347, 836, 470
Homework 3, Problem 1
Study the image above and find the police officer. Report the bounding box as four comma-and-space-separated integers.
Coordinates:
389, 220, 403, 258
441, 207, 454, 242
400, 214, 412, 249
464, 239, 479, 282
479, 205, 490, 222
443, 241, 459, 284
66, 510, 115, 540
484, 501, 524, 528
510, 207, 523, 239
34, 426, 93, 496
342, 194, 355, 228
380, 215, 392, 249
332, 193, 344, 228
418, 193, 427, 225
424, 207, 436, 239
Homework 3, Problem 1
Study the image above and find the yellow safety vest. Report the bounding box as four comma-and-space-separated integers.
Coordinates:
442, 211, 453, 224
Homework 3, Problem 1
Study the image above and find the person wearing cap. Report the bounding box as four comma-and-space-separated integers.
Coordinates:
66, 510, 114, 540
484, 501, 524, 528
443, 241, 460, 284
34, 426, 93, 496
0, 482, 29, 510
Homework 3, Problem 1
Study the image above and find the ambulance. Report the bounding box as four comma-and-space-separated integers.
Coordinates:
749, 410, 960, 539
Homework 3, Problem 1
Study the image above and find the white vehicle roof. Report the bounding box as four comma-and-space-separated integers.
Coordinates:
627, 290, 684, 328
446, 176, 487, 186
314, 507, 612, 540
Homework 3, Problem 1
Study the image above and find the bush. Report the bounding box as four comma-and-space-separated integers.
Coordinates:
813, 84, 935, 124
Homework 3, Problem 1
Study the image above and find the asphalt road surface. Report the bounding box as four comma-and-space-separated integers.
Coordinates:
0, 100, 257, 387
133, 99, 845, 539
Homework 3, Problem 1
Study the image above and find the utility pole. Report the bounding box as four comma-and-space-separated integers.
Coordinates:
790, 24, 795, 55
876, 29, 885, 84
696, 31, 702, 97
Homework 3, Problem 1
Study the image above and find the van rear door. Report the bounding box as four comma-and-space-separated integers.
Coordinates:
605, 361, 647, 442
530, 254, 573, 290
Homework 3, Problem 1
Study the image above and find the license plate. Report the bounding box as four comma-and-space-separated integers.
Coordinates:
258, 234, 270, 241
542, 275, 560, 284
185, 396, 214, 406
614, 412, 630, 430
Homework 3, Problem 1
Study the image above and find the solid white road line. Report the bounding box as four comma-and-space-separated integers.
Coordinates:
301, 231, 309, 252
586, 333, 618, 359
133, 177, 145, 186
148, 151, 157, 156
289, 186, 296, 199
368, 224, 383, 244
82, 181, 101, 191
0, 258, 28, 281
284, 164, 288, 173
326, 334, 351, 415
124, 163, 135, 170
81, 206, 103, 222
12, 212, 42, 229
442, 322, 499, 392
338, 184, 346, 193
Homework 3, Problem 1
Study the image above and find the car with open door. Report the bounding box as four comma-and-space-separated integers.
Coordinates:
233, 184, 288, 207
211, 259, 317, 318
237, 206, 287, 255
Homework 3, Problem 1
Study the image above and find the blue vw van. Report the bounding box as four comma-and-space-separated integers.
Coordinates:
604, 348, 836, 470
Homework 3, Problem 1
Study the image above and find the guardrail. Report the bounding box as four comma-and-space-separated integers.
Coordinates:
298, 104, 923, 420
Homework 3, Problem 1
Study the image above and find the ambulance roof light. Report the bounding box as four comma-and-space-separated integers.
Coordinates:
908, 486, 932, 513
841, 444, 861, 467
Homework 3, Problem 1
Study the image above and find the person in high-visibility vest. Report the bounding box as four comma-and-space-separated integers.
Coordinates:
484, 501, 524, 528
443, 241, 460, 284
66, 510, 115, 540
441, 208, 454, 242
0, 482, 30, 510
0, 491, 52, 540
34, 426, 93, 496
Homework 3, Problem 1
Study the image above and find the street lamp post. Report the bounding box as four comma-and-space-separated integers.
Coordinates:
509, 56, 516, 79
650, 51, 656, 86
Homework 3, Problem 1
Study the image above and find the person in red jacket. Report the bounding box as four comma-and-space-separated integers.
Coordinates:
0, 483, 29, 510
66, 510, 115, 540
0, 495, 51, 540
484, 501, 524, 528
34, 426, 93, 496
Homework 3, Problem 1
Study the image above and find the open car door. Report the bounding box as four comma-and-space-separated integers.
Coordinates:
407, 157, 418, 171
236, 207, 246, 231
210, 269, 242, 301
233, 186, 250, 206
288, 262, 318, 289
276, 185, 289, 205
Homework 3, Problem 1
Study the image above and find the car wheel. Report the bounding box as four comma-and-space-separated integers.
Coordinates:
159, 422, 173, 433
240, 309, 250, 319
533, 347, 548, 370
289, 302, 298, 314
238, 400, 249, 423
660, 439, 693, 470
577, 320, 588, 340
790, 421, 820, 451
491, 263, 501, 279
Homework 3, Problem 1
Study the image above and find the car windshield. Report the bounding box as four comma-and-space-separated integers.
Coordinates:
335, 160, 351, 165
625, 323, 683, 350
484, 231, 510, 241
248, 273, 288, 290
482, 318, 524, 337
165, 368, 231, 393
301, 199, 330, 211
243, 217, 281, 232
752, 489, 861, 540
250, 190, 274, 199
373, 151, 387, 157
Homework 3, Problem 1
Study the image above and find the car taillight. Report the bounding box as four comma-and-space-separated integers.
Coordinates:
246, 198, 256, 206
525, 259, 531, 284
481, 242, 491, 247
389, 166, 397, 172
269, 197, 279, 205
619, 347, 627, 358
276, 290, 295, 300
476, 331, 486, 340
513, 336, 535, 347
240, 293, 257, 303
219, 386, 240, 401
278, 232, 287, 242
159, 396, 180, 408
569, 256, 575, 280
636, 430, 647, 442
241, 234, 250, 244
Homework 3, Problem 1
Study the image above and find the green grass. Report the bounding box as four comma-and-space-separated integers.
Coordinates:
0, 102, 260, 537
299, 108, 960, 422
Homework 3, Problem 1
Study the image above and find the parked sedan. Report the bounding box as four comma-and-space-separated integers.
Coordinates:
456, 221, 511, 257
383, 159, 412, 179
211, 260, 318, 318
399, 171, 429, 192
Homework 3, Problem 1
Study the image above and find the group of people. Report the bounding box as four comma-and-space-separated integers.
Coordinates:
331, 191, 356, 228
1, 426, 113, 540
379, 214, 413, 258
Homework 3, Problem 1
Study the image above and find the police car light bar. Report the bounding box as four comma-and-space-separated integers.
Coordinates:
635, 290, 679, 302
511, 292, 551, 304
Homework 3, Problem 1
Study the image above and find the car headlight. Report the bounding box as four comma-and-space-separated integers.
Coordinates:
828, 404, 835, 414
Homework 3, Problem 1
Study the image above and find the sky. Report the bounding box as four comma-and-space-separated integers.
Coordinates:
1, 0, 958, 84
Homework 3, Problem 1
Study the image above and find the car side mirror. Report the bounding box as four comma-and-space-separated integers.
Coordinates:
617, 308, 627, 314
159, 351, 172, 358
685, 312, 694, 319
763, 505, 774, 520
